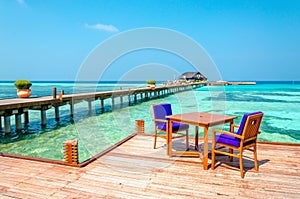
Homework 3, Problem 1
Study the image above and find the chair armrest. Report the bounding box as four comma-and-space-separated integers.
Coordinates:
212, 128, 243, 139
153, 119, 168, 123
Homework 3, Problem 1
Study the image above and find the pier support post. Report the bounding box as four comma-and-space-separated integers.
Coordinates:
0, 116, 2, 130
70, 103, 74, 117
4, 115, 11, 133
55, 106, 60, 121
24, 111, 29, 124
120, 95, 123, 107
128, 95, 131, 106
111, 97, 115, 111
41, 109, 46, 126
88, 100, 92, 115
134, 94, 137, 104
100, 99, 104, 112
145, 92, 147, 100
15, 114, 22, 131
140, 93, 143, 101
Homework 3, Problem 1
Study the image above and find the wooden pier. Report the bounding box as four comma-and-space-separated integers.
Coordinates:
208, 81, 256, 86
0, 83, 203, 133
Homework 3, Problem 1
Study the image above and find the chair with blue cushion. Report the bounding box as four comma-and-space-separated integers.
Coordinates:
152, 103, 189, 150
211, 112, 264, 178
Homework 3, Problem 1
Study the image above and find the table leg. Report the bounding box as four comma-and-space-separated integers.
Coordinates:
230, 120, 234, 132
195, 126, 199, 151
203, 126, 209, 170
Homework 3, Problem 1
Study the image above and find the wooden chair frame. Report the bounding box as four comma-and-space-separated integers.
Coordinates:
211, 113, 263, 178
152, 104, 189, 150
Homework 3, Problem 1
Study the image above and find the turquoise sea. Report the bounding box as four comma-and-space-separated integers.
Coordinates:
0, 81, 299, 163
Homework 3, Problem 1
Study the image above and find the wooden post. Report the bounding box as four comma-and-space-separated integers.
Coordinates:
120, 95, 123, 107
134, 94, 137, 104
15, 114, 22, 131
145, 92, 148, 99
55, 106, 60, 121
4, 115, 11, 133
128, 94, 131, 106
0, 116, 2, 129
41, 109, 46, 126
111, 97, 115, 111
70, 103, 74, 117
63, 139, 78, 165
119, 87, 123, 107
24, 111, 29, 124
88, 100, 92, 115
100, 99, 104, 112
53, 87, 57, 99
135, 120, 145, 134
140, 93, 143, 101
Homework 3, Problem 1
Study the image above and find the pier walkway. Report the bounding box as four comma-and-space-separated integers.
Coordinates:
0, 83, 203, 133
0, 135, 299, 198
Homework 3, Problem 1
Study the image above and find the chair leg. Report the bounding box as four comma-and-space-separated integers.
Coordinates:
153, 130, 158, 149
254, 144, 259, 171
229, 149, 233, 162
211, 142, 216, 170
239, 151, 244, 178
185, 130, 189, 151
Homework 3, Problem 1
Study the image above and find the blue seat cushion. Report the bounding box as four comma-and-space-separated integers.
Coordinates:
216, 133, 255, 147
156, 122, 189, 132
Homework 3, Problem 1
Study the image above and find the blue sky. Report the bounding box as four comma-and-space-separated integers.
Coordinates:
0, 0, 300, 81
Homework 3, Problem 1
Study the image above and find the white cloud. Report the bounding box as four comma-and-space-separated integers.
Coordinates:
85, 23, 119, 32
16, 0, 27, 6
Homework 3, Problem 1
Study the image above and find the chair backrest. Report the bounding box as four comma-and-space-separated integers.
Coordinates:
237, 112, 263, 135
152, 103, 173, 121
240, 112, 263, 140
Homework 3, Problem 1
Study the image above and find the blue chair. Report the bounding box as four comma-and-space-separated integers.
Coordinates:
152, 103, 189, 150
211, 112, 264, 178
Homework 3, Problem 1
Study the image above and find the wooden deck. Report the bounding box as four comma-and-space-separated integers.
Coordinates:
0, 135, 299, 198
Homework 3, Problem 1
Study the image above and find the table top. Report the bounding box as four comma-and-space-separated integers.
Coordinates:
166, 112, 237, 127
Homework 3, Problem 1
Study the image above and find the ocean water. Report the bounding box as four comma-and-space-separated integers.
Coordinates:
0, 81, 299, 162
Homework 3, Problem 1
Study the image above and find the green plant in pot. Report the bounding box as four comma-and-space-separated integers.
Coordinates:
146, 80, 156, 89
14, 79, 32, 98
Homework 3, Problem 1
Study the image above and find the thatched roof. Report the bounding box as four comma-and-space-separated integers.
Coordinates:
179, 72, 207, 80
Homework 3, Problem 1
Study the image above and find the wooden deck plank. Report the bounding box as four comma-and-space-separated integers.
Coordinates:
0, 135, 300, 198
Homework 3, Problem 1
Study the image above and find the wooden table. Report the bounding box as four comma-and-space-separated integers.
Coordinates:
166, 112, 237, 170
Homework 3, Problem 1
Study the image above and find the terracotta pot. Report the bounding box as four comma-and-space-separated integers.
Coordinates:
17, 89, 32, 98
147, 84, 156, 89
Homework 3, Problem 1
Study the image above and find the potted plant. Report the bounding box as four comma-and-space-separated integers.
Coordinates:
14, 79, 32, 98
146, 80, 156, 89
